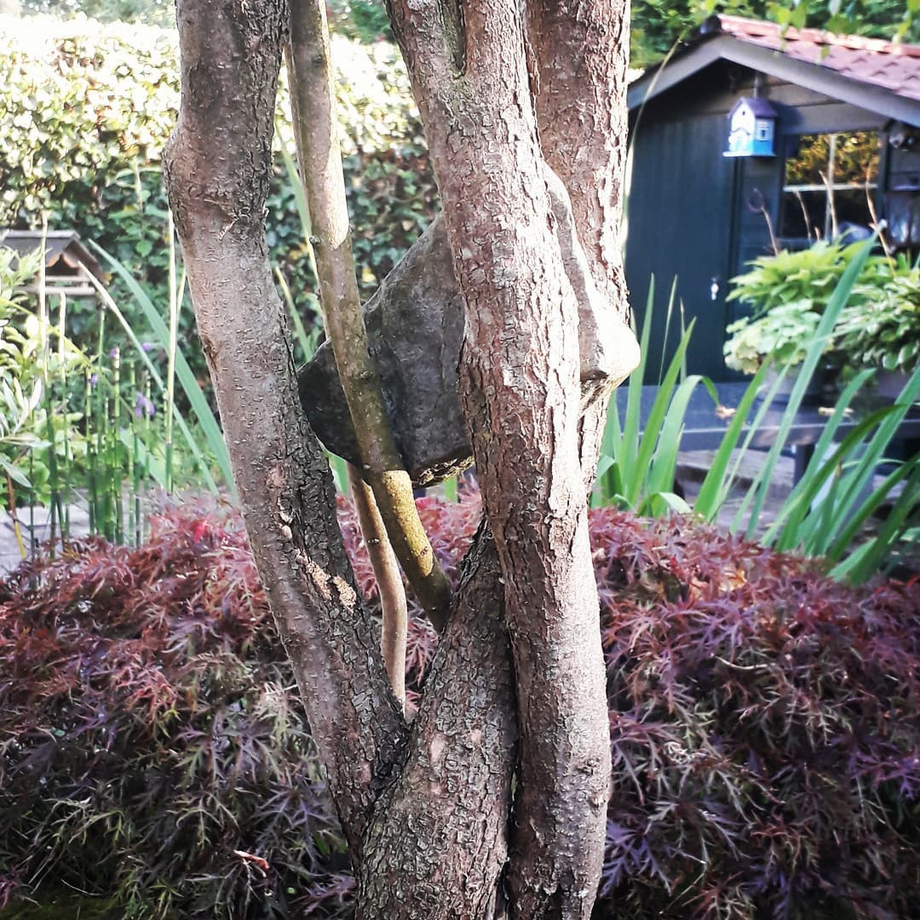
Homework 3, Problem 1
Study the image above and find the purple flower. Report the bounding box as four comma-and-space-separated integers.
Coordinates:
89, 373, 99, 387
109, 347, 120, 360
134, 391, 155, 419
141, 342, 154, 353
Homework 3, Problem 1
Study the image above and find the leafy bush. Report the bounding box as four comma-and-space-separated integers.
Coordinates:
837, 257, 920, 376
598, 254, 920, 583
723, 240, 875, 374
0, 500, 351, 918
724, 241, 920, 381
3, 493, 920, 917
593, 508, 920, 918
0, 16, 438, 368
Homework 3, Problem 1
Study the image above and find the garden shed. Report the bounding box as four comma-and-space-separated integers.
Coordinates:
626, 15, 920, 380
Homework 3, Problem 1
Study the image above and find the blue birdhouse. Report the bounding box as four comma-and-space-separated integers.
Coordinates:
724, 97, 777, 157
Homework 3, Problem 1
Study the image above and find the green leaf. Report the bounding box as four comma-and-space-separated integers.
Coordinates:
89, 242, 231, 492
0, 456, 33, 489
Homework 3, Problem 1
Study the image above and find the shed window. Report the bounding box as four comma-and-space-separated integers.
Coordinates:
780, 132, 880, 242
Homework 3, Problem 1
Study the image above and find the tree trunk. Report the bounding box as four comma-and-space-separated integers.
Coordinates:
386, 1, 627, 913
165, 0, 634, 915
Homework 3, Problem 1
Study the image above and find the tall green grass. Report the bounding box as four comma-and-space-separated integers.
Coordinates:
595, 237, 920, 583
89, 241, 231, 492
1, 230, 232, 559
1, 200, 361, 563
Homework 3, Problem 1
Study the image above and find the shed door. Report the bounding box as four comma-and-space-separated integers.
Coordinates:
626, 112, 738, 381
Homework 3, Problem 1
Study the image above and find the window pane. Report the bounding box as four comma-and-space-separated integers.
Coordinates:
781, 189, 827, 239
784, 134, 830, 187
780, 132, 880, 241
832, 188, 874, 237
833, 131, 879, 187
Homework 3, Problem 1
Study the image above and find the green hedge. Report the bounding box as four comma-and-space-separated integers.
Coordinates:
0, 14, 438, 363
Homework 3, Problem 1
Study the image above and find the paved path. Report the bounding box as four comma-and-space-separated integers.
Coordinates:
0, 504, 90, 575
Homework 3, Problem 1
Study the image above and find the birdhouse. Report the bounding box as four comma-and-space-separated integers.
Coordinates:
0, 229, 105, 297
724, 97, 777, 157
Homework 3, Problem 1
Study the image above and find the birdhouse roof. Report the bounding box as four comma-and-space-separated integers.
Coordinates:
0, 229, 105, 283
731, 96, 777, 118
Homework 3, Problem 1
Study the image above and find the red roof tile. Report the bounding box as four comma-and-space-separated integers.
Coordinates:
712, 15, 920, 101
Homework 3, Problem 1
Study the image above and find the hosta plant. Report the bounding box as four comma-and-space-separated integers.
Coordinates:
836, 258, 920, 376
723, 239, 883, 374
723, 298, 824, 375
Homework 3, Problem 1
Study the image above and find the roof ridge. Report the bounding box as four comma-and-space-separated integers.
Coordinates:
714, 14, 920, 59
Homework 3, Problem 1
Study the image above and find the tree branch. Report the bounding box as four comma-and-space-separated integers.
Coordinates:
286, 0, 452, 631
349, 465, 408, 709
525, 0, 637, 479
356, 525, 517, 920
525, 0, 630, 312
163, 0, 406, 858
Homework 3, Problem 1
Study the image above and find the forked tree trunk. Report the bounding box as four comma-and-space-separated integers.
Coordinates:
164, 0, 635, 917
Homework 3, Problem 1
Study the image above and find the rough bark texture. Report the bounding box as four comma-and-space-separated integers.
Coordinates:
163, 0, 406, 857
525, 0, 634, 480
167, 0, 634, 916
166, 0, 518, 913
356, 527, 517, 919
386, 2, 615, 916
526, 0, 630, 314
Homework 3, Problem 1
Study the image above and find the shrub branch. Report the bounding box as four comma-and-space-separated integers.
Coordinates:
286, 0, 451, 632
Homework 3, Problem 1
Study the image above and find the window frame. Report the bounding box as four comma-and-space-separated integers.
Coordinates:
779, 131, 880, 244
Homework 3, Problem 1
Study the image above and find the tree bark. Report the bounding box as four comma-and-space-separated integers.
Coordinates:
166, 0, 518, 912
163, 0, 407, 857
286, 0, 453, 630
386, 2, 615, 915
356, 526, 517, 919
166, 0, 634, 916
526, 0, 635, 480
348, 466, 408, 709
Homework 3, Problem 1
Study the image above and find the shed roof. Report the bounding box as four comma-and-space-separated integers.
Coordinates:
629, 15, 920, 127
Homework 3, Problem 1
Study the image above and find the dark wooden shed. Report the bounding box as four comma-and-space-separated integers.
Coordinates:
626, 15, 920, 380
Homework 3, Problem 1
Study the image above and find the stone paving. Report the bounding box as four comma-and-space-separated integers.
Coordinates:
0, 503, 90, 575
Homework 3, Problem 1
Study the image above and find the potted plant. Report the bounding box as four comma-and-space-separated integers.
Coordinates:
723, 240, 879, 399
835, 260, 920, 399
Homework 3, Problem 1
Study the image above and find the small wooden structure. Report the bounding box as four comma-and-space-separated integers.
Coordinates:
626, 16, 920, 380
0, 230, 105, 297
724, 97, 778, 157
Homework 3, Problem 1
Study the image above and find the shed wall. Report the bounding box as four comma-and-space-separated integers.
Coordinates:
626, 62, 891, 381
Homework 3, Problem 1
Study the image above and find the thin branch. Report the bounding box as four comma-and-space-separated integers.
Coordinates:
286, 0, 452, 630
348, 464, 407, 710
